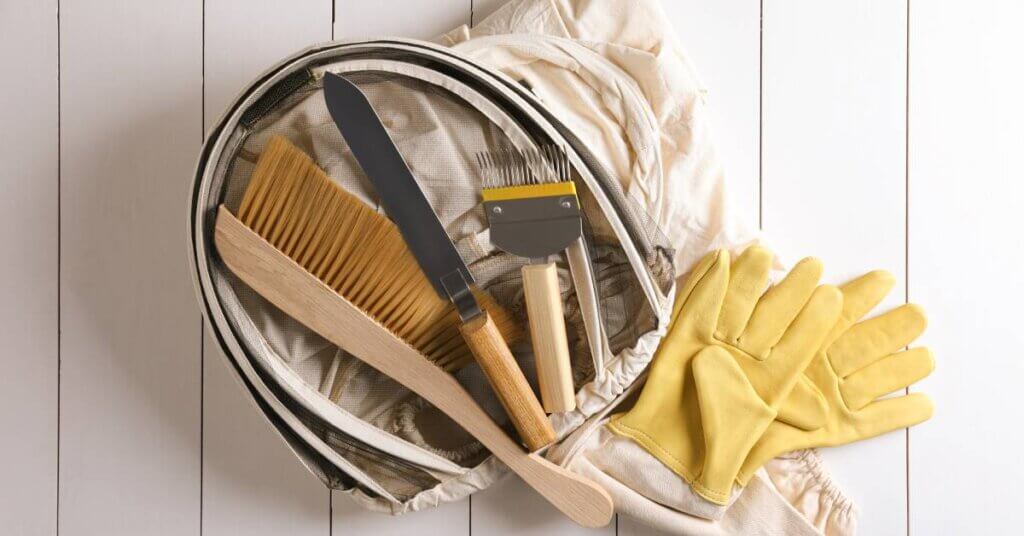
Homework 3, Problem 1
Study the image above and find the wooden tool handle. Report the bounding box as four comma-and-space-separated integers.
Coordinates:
460, 312, 556, 451
521, 263, 576, 412
214, 208, 612, 527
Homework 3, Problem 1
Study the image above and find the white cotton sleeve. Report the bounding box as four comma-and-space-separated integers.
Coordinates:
555, 420, 857, 536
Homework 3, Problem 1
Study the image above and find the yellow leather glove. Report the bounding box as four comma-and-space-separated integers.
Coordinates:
736, 270, 935, 484
607, 246, 842, 505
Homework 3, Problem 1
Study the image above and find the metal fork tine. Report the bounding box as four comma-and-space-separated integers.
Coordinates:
524, 150, 530, 185
553, 145, 561, 182
545, 146, 553, 183
560, 146, 568, 181
532, 147, 540, 185
520, 150, 528, 186
539, 145, 549, 183
539, 146, 547, 183
476, 152, 487, 188
561, 146, 569, 182
478, 144, 573, 188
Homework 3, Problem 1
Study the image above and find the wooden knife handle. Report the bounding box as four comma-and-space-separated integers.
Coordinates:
522, 263, 576, 412
460, 312, 556, 450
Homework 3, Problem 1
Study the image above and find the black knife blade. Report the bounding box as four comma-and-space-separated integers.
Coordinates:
322, 72, 480, 319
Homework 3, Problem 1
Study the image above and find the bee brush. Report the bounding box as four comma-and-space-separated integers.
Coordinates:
213, 135, 612, 526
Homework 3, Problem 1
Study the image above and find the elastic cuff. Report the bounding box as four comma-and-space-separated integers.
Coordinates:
788, 449, 856, 517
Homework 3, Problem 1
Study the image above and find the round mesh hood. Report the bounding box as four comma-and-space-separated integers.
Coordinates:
188, 38, 674, 510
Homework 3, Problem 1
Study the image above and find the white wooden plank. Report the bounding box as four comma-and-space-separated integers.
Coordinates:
333, 492, 468, 534
330, 1, 471, 533
201, 2, 332, 534
0, 0, 58, 534
201, 337, 329, 535
618, 2, 761, 533
661, 0, 762, 219
761, 1, 908, 534
471, 474, 615, 535
204, 0, 333, 132
908, 1, 1024, 533
334, 0, 471, 40
59, 1, 202, 534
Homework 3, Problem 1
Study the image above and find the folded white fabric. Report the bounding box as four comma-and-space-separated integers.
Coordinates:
441, 1, 859, 533
442, 0, 763, 275
562, 423, 856, 535
764, 451, 858, 536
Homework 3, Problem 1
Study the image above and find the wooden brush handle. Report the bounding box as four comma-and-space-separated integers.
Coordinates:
521, 263, 576, 413
459, 313, 556, 451
213, 207, 612, 527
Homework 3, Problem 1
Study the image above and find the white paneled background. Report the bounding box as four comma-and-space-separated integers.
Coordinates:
1, 0, 1021, 534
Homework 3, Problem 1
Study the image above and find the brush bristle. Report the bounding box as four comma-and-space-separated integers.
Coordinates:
237, 135, 521, 372
476, 145, 572, 190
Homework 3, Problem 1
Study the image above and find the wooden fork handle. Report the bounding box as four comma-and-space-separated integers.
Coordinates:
460, 312, 556, 450
522, 262, 576, 412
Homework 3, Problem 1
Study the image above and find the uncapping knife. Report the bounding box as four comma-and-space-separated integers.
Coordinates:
322, 72, 555, 450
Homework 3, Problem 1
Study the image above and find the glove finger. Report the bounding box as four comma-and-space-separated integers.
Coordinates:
765, 285, 842, 404
850, 392, 934, 441
715, 245, 773, 344
672, 249, 731, 336
775, 374, 828, 430
841, 347, 934, 410
738, 256, 823, 359
830, 303, 927, 377
829, 270, 896, 343
744, 392, 933, 481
